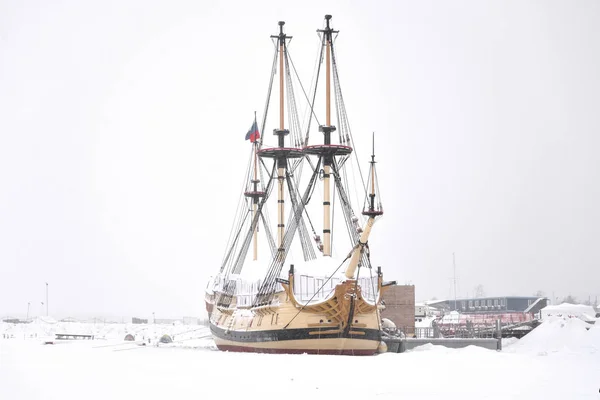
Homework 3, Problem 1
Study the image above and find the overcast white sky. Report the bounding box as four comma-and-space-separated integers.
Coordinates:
1, 0, 599, 320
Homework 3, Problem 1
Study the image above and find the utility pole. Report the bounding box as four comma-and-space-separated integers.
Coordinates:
45, 282, 48, 316
453, 252, 457, 311
26, 302, 30, 321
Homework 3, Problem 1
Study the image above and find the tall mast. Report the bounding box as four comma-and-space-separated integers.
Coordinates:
279, 23, 285, 132
253, 113, 259, 261
326, 16, 331, 127
251, 22, 300, 265
320, 15, 336, 257
272, 21, 289, 252
305, 15, 351, 258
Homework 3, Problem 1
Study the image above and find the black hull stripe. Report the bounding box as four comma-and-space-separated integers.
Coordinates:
210, 323, 381, 343
216, 344, 376, 355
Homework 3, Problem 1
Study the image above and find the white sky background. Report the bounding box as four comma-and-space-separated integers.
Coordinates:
1, 0, 599, 319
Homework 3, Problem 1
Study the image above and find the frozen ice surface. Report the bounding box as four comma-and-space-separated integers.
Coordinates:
1, 318, 599, 399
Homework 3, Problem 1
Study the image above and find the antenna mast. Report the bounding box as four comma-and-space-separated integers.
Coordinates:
453, 252, 457, 311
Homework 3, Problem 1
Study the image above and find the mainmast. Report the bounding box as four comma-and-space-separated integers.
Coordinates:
275, 21, 287, 251
304, 15, 352, 257
344, 134, 384, 279
321, 15, 334, 257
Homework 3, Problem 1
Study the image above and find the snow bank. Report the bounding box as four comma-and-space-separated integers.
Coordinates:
541, 303, 598, 323
507, 317, 597, 355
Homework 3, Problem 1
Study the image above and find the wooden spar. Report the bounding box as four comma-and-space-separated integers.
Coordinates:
346, 134, 379, 279
323, 16, 332, 257
277, 21, 285, 250
326, 37, 331, 126
253, 140, 258, 261
323, 162, 331, 257
278, 165, 284, 250
345, 217, 375, 279
279, 32, 284, 131
371, 133, 375, 200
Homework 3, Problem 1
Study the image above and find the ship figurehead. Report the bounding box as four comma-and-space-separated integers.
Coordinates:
205, 15, 394, 355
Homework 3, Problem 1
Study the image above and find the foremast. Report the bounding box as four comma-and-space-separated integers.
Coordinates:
259, 22, 303, 260
345, 135, 384, 279
218, 20, 309, 310
251, 21, 305, 308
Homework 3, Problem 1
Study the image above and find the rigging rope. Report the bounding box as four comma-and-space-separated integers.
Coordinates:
330, 42, 368, 199
259, 41, 280, 147
231, 162, 277, 275
252, 160, 322, 307
283, 43, 303, 148
259, 212, 277, 258
285, 172, 316, 262
286, 47, 321, 143
220, 149, 254, 268
302, 33, 325, 147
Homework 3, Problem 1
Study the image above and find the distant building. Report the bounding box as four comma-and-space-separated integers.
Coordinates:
182, 316, 201, 325
414, 303, 441, 320
428, 296, 548, 315
154, 318, 180, 325
132, 317, 148, 324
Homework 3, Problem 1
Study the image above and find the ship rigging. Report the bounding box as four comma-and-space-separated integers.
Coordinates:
205, 15, 391, 355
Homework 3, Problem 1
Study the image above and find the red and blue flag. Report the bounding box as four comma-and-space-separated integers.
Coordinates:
245, 118, 260, 143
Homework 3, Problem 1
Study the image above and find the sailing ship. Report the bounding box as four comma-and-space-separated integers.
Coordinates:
205, 15, 394, 355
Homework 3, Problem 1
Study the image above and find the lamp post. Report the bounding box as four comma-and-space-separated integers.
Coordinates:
26, 302, 30, 321
152, 312, 155, 324
45, 282, 48, 316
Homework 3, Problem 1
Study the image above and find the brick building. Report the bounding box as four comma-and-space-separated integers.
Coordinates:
381, 285, 415, 333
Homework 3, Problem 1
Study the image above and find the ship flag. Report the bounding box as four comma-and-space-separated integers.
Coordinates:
245, 118, 260, 143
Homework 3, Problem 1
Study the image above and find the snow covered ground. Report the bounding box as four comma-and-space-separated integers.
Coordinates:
1, 318, 599, 399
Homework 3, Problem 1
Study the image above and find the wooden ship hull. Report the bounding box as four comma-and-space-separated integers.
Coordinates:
206, 275, 387, 355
